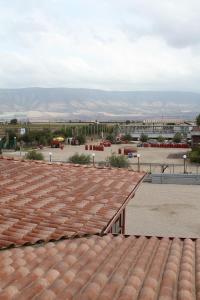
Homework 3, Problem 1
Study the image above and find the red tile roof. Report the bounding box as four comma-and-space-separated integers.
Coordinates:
0, 234, 199, 300
0, 158, 144, 249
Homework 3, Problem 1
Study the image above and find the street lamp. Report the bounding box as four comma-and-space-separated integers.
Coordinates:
137, 153, 141, 172
49, 152, 52, 162
14, 136, 17, 151
92, 153, 95, 166
183, 154, 187, 174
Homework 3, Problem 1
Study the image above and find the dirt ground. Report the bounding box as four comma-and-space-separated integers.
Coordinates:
3, 143, 197, 173
39, 144, 188, 163
126, 183, 200, 238
34, 144, 196, 173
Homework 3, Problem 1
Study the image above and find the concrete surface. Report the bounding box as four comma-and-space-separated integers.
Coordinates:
6, 143, 198, 173
3, 143, 188, 162
126, 183, 200, 238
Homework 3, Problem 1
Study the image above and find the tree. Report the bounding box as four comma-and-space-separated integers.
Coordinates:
189, 149, 200, 163
173, 132, 182, 143
76, 135, 86, 145
196, 114, 200, 126
140, 133, 148, 143
10, 118, 18, 125
107, 154, 129, 168
20, 129, 52, 146
157, 135, 165, 143
106, 134, 115, 143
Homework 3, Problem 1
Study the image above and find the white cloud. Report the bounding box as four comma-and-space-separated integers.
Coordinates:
0, 0, 200, 91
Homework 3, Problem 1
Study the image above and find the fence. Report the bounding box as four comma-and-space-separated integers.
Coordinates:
52, 159, 200, 175
128, 162, 200, 174
149, 173, 200, 185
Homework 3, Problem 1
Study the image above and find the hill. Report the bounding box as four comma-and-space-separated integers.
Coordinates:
0, 88, 199, 121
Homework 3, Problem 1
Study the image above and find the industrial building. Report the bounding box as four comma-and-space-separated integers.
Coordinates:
118, 123, 193, 140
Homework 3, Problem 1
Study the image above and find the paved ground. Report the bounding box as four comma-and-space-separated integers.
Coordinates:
4, 143, 195, 173
126, 183, 200, 238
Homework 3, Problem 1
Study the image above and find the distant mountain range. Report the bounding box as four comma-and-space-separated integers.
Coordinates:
0, 88, 199, 121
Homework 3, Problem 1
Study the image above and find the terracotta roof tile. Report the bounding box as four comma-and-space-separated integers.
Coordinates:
0, 158, 144, 248
0, 234, 200, 299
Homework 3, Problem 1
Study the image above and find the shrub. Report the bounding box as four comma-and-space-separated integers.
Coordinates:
121, 134, 132, 142
25, 150, 44, 160
140, 133, 148, 143
68, 153, 91, 164
189, 149, 200, 163
107, 154, 129, 168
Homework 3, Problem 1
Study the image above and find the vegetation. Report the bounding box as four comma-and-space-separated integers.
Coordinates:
140, 133, 148, 143
107, 154, 129, 168
173, 132, 182, 143
196, 114, 200, 126
10, 118, 18, 125
106, 134, 115, 143
76, 135, 86, 145
157, 135, 165, 143
121, 134, 132, 142
189, 149, 200, 163
25, 150, 44, 160
20, 129, 53, 146
68, 153, 91, 164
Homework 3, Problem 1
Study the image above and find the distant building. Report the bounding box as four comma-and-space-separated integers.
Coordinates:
118, 123, 192, 139
191, 126, 200, 148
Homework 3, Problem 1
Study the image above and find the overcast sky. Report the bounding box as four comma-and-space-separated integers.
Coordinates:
0, 0, 200, 91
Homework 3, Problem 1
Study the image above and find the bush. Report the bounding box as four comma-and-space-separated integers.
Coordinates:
68, 153, 91, 164
25, 150, 44, 160
189, 149, 200, 163
140, 133, 148, 143
121, 134, 132, 142
107, 154, 129, 168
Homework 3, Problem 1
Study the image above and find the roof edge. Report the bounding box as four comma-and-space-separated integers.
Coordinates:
103, 173, 146, 234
